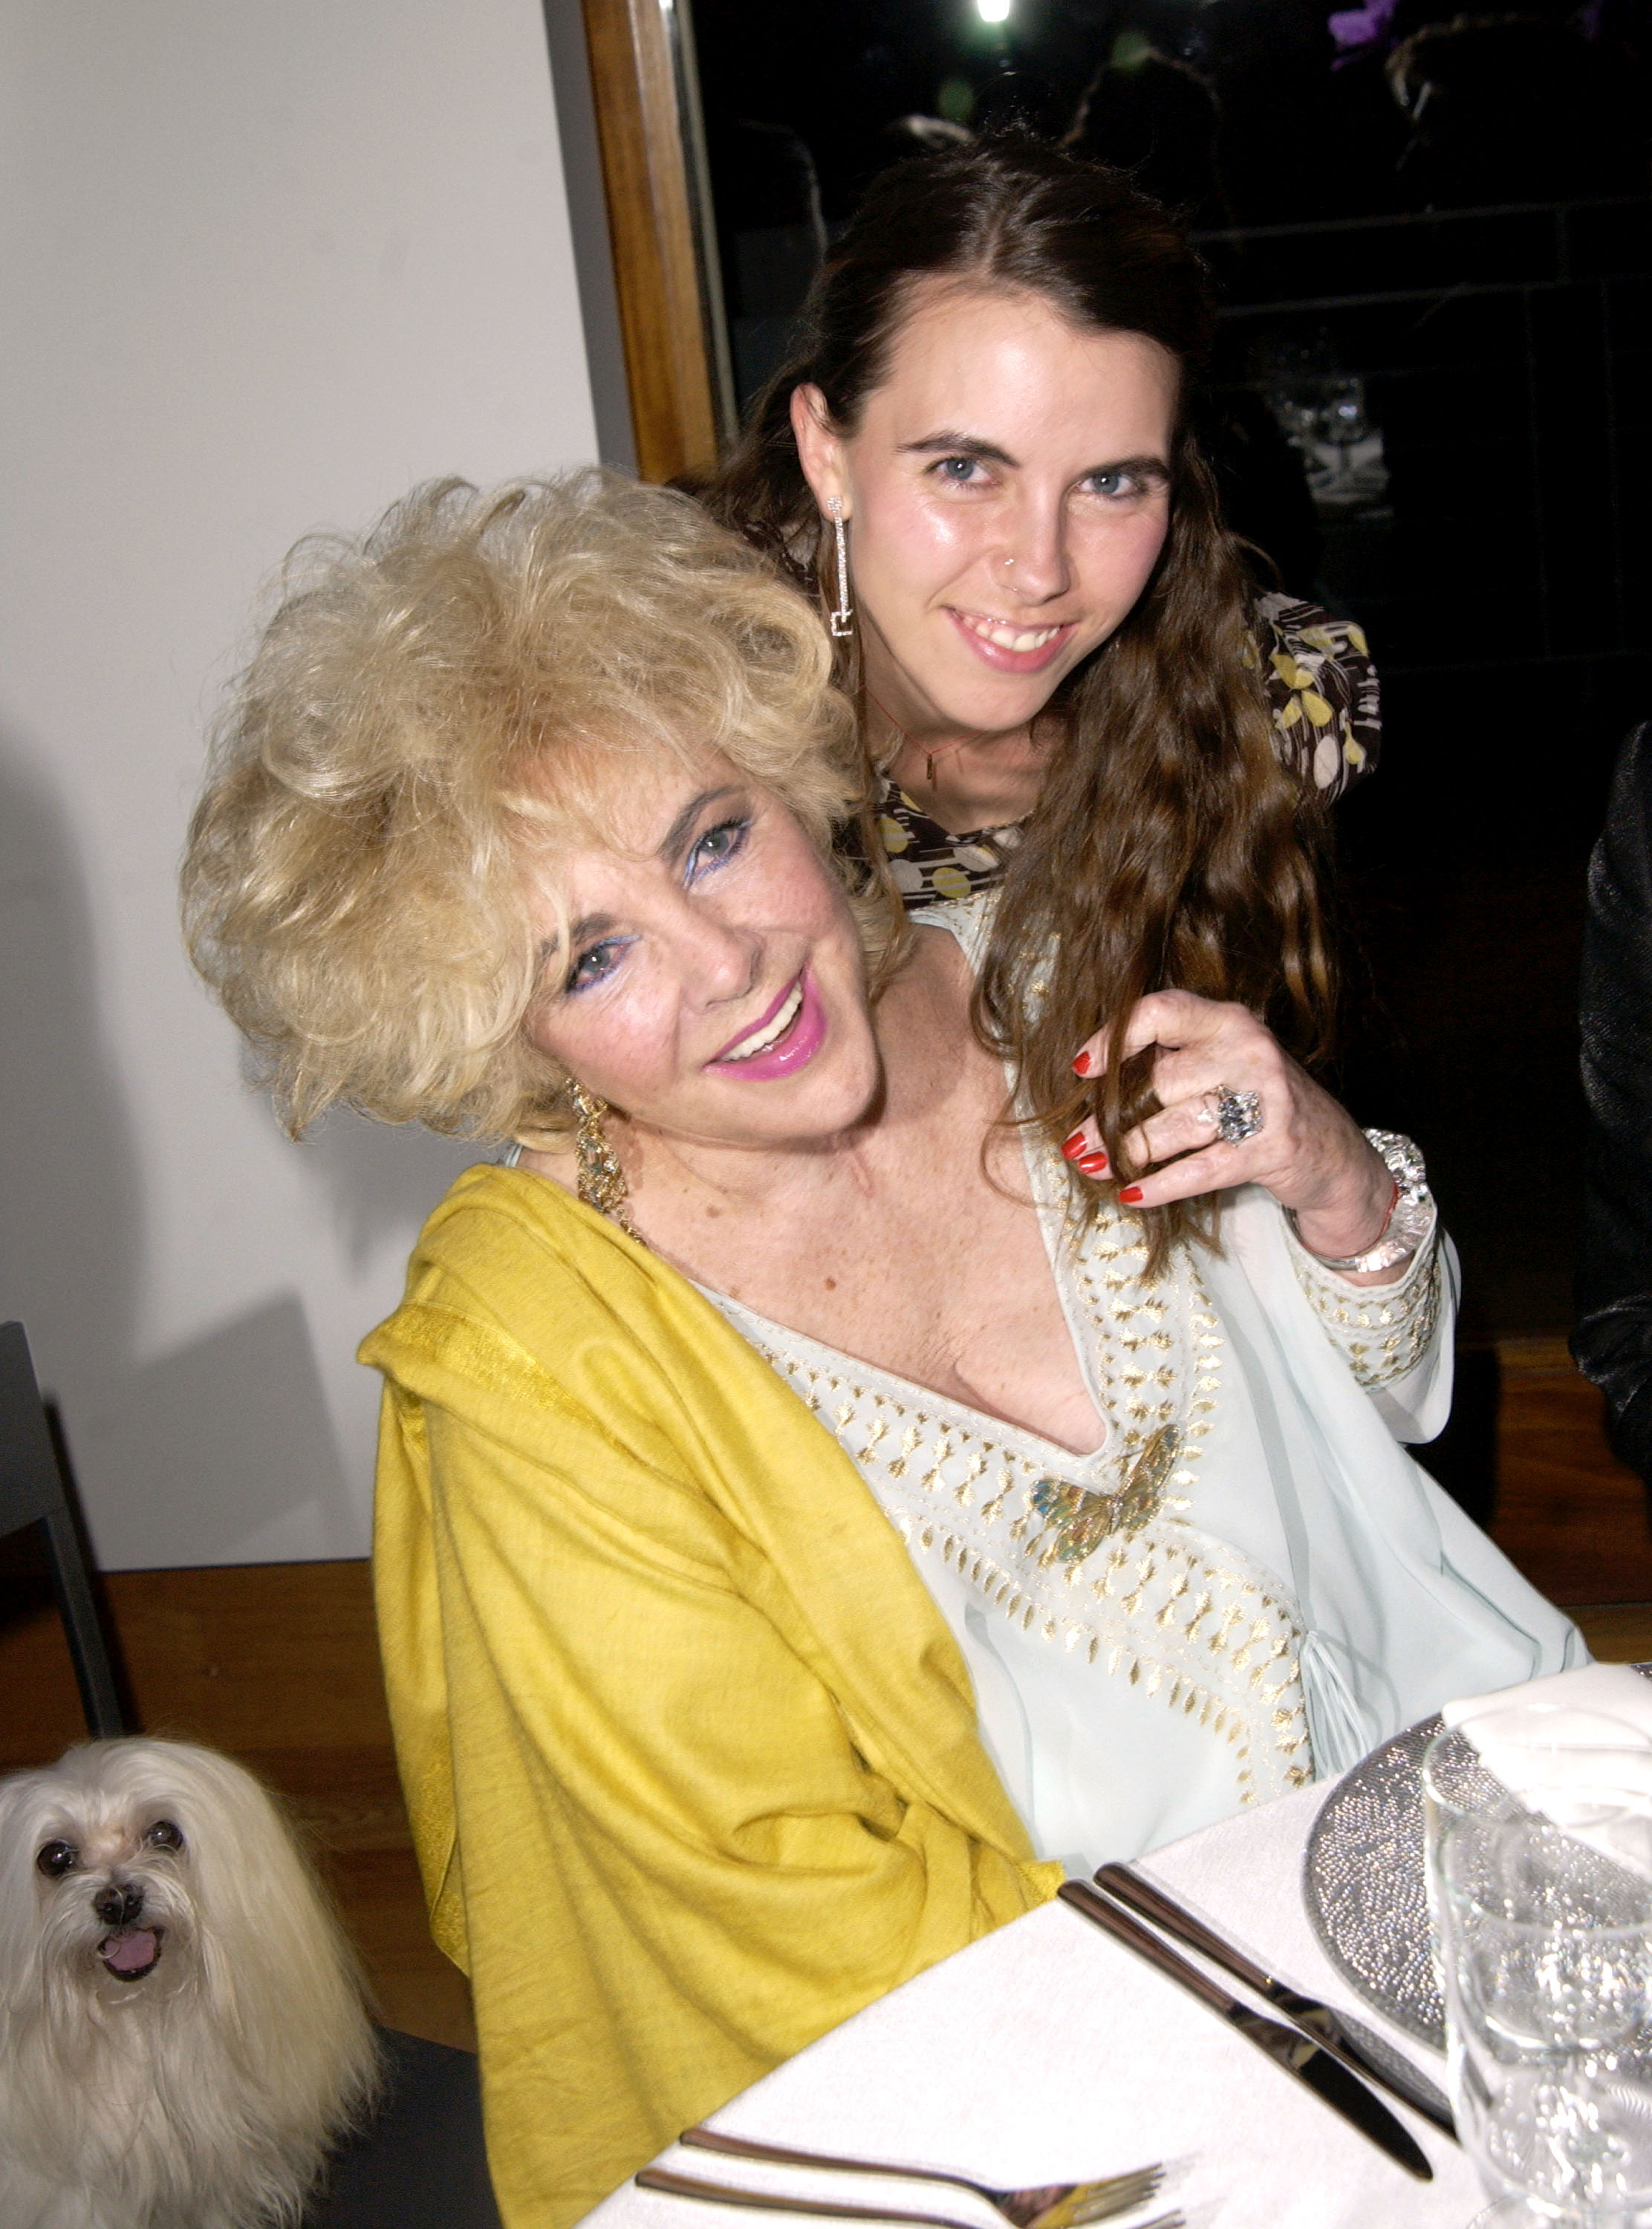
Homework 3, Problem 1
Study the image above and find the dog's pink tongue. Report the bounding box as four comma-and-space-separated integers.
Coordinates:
100, 1930, 158, 1973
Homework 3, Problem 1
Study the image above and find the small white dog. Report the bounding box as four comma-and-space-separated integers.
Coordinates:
0, 1738, 381, 2229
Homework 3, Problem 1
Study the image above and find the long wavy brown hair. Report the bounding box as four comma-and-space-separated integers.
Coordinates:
704, 136, 1336, 1268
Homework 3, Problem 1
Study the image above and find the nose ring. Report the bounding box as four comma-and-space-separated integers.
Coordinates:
1000, 554, 1015, 571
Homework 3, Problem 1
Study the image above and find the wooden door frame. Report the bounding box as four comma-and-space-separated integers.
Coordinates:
576, 0, 734, 482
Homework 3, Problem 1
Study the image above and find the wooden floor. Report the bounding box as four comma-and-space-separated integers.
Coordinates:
1488, 1339, 1652, 1604
0, 1556, 477, 2051
3, 1336, 1650, 2051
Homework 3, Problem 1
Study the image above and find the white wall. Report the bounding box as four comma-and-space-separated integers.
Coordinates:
0, 0, 602, 1568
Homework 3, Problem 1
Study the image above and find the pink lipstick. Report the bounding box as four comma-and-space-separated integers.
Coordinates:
709, 968, 825, 1081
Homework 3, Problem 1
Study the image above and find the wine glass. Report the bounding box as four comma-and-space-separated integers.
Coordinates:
1425, 1707, 1652, 2227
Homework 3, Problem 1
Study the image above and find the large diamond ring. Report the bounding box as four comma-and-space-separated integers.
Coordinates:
1212, 1086, 1264, 1145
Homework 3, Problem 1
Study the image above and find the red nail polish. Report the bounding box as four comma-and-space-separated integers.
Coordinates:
1061, 1129, 1087, 1159
1072, 1050, 1092, 1077
1117, 1184, 1144, 1204
1079, 1153, 1109, 1176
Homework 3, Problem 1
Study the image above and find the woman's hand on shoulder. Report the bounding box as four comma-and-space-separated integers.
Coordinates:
1064, 990, 1395, 1262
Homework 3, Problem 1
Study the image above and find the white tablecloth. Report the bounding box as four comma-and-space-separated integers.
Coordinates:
578, 1782, 1489, 2229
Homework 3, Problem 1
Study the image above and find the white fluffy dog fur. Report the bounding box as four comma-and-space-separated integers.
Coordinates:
0, 1739, 381, 2229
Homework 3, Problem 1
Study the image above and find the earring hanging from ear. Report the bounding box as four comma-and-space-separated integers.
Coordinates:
826, 496, 853, 640
568, 1077, 643, 1242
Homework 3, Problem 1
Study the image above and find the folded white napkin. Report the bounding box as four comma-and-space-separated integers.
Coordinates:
1444, 1661, 1652, 1741
1441, 1661, 1652, 1876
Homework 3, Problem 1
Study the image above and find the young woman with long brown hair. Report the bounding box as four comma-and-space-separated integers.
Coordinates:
704, 137, 1378, 1265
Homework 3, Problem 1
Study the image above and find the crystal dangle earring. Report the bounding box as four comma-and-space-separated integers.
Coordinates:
826, 496, 853, 639
568, 1077, 642, 1242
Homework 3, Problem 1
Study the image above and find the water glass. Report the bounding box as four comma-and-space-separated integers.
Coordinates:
1425, 1708, 1652, 2226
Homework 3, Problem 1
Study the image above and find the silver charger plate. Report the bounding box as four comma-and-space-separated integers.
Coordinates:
1303, 1714, 1447, 2048
1304, 1666, 1652, 2051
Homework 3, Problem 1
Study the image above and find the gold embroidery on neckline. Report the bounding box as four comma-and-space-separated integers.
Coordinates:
1030, 1421, 1181, 1563
701, 1121, 1313, 1798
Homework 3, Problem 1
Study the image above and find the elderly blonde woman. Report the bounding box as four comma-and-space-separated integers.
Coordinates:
182, 473, 1577, 2229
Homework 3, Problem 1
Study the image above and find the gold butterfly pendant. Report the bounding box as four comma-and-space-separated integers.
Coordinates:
1030, 1424, 1181, 1567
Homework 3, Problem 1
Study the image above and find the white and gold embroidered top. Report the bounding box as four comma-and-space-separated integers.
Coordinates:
692, 896, 1538, 1873
703, 1168, 1319, 1869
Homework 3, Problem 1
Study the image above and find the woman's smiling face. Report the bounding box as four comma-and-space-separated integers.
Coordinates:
523, 750, 882, 1156
792, 282, 1178, 742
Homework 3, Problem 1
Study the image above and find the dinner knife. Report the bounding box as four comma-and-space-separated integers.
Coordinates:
1092, 1862, 1456, 2140
1056, 1879, 1434, 2181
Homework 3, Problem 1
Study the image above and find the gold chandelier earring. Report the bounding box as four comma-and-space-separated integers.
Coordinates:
568, 1077, 643, 1243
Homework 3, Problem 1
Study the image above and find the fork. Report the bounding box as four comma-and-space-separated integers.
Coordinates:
637, 2166, 1183, 2229
677, 2126, 1165, 2229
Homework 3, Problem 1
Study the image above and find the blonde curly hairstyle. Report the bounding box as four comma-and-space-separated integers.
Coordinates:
182, 470, 896, 1143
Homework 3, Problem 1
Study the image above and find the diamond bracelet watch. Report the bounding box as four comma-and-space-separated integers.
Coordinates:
1296, 1128, 1434, 1275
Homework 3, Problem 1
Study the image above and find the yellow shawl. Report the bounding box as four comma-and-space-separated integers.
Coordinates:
361, 1165, 1060, 2229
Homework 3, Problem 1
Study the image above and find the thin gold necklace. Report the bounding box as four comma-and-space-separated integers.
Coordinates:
865, 687, 970, 791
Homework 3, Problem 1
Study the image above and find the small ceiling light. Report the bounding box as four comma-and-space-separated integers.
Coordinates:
976, 0, 1012, 21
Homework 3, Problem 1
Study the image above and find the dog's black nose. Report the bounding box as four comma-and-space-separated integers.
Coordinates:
92, 1881, 144, 1927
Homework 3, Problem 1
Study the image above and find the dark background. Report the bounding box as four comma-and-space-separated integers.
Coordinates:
690, 0, 1651, 1343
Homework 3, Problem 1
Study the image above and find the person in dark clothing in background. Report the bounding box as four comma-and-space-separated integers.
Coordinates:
1574, 724, 1652, 1486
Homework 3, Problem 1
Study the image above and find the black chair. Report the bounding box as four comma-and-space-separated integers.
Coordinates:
0, 1319, 126, 1736
306, 2029, 502, 2228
